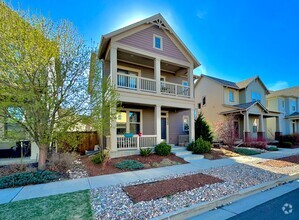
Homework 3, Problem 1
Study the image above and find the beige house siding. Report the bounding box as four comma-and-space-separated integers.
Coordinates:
168, 109, 189, 144
195, 77, 232, 131
142, 108, 155, 135
245, 80, 267, 106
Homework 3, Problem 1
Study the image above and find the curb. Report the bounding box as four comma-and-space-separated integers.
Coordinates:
153, 172, 299, 220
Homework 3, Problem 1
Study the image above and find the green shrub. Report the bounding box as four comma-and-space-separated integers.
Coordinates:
187, 141, 195, 151
242, 141, 267, 149
280, 141, 293, 148
91, 151, 108, 164
195, 112, 213, 142
192, 138, 212, 154
140, 148, 152, 157
115, 160, 144, 171
267, 146, 279, 151
155, 142, 171, 156
0, 170, 61, 189
234, 148, 261, 155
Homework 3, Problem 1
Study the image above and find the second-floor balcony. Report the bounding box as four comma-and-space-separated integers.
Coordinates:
116, 72, 191, 98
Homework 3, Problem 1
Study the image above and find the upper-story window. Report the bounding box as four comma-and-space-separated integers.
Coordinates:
252, 92, 261, 102
282, 100, 285, 108
153, 34, 163, 50
291, 101, 296, 113
229, 91, 235, 102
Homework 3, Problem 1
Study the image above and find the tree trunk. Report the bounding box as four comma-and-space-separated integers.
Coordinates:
38, 145, 48, 170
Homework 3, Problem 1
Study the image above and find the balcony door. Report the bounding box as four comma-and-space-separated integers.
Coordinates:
117, 68, 138, 89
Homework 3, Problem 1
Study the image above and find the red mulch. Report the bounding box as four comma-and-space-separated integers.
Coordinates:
123, 173, 223, 203
259, 155, 299, 168
81, 153, 187, 177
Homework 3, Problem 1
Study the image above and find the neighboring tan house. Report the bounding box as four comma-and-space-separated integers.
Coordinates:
195, 75, 281, 141
266, 86, 299, 136
97, 14, 200, 157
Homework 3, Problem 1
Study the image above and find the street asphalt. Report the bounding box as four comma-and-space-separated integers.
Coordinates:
229, 188, 299, 220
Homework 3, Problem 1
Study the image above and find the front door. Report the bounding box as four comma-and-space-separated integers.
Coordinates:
161, 118, 167, 142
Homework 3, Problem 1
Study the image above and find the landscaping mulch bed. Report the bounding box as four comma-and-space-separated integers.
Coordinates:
123, 173, 223, 202
81, 153, 187, 177
203, 148, 240, 160
259, 155, 299, 168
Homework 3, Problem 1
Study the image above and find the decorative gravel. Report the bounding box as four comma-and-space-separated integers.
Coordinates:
91, 164, 285, 219
67, 158, 89, 179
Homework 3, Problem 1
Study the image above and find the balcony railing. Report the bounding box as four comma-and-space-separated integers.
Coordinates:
116, 73, 190, 98
105, 135, 157, 150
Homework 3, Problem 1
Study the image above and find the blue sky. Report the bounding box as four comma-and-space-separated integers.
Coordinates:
8, 0, 299, 90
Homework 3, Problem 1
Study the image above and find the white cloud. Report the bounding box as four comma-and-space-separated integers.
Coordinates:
194, 65, 207, 76
196, 10, 207, 19
268, 81, 289, 91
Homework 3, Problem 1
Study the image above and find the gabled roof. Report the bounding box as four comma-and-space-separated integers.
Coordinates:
198, 74, 239, 89
287, 112, 299, 118
267, 86, 299, 98
221, 101, 269, 115
98, 13, 200, 68
195, 74, 270, 94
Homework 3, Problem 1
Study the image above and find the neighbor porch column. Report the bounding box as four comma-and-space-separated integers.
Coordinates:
275, 116, 282, 140
155, 58, 161, 94
243, 112, 250, 141
189, 107, 195, 143
155, 104, 162, 144
188, 66, 194, 98
257, 114, 265, 140
109, 45, 118, 151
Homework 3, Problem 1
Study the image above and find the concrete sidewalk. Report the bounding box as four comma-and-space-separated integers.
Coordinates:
1, 148, 299, 205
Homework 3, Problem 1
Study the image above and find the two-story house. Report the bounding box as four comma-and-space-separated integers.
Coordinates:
195, 75, 281, 141
97, 14, 200, 157
266, 86, 299, 136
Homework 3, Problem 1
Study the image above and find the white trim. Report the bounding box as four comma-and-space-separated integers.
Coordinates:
183, 115, 190, 132
160, 76, 166, 81
161, 111, 169, 143
153, 34, 163, 50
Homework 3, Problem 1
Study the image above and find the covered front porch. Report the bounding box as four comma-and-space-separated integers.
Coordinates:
106, 103, 194, 157
221, 101, 281, 141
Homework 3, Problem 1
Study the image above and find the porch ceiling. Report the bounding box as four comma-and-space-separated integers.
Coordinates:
117, 50, 187, 74
120, 102, 190, 111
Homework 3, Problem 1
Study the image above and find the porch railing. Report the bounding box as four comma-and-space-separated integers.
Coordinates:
116, 73, 190, 98
105, 135, 157, 150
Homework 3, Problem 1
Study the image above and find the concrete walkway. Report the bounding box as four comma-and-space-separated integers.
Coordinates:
1, 148, 299, 205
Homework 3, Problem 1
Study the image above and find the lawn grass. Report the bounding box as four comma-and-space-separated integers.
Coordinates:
0, 190, 93, 220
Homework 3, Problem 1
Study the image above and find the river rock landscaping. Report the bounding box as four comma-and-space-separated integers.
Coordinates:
91, 163, 285, 219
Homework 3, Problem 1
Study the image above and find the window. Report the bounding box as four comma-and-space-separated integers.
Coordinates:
198, 103, 201, 109
202, 96, 206, 106
252, 92, 261, 102
183, 115, 189, 132
253, 119, 258, 133
182, 81, 189, 96
117, 68, 138, 89
229, 91, 235, 102
282, 100, 285, 108
116, 110, 142, 134
153, 34, 163, 50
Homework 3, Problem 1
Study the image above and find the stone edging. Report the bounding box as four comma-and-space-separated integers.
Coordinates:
152, 172, 299, 220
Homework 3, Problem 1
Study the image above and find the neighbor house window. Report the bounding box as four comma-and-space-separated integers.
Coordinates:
183, 115, 189, 132
253, 119, 258, 133
291, 101, 296, 112
153, 34, 163, 50
252, 92, 261, 102
198, 103, 201, 109
116, 110, 142, 134
282, 100, 285, 108
229, 91, 235, 102
182, 81, 189, 96
202, 96, 206, 106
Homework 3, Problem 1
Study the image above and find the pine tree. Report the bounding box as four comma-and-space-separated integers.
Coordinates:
195, 112, 213, 143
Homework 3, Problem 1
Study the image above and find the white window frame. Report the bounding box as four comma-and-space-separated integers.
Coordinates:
153, 34, 163, 50
183, 115, 189, 132
229, 90, 235, 102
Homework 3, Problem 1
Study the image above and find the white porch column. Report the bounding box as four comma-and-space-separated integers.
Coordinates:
244, 112, 250, 132
154, 58, 161, 94
109, 46, 117, 151
155, 104, 161, 144
188, 66, 194, 98
189, 107, 195, 142
110, 46, 117, 85
258, 114, 264, 132
276, 116, 281, 132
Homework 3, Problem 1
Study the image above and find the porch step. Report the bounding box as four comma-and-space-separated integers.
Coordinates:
180, 154, 204, 162
171, 146, 185, 151
172, 149, 193, 156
